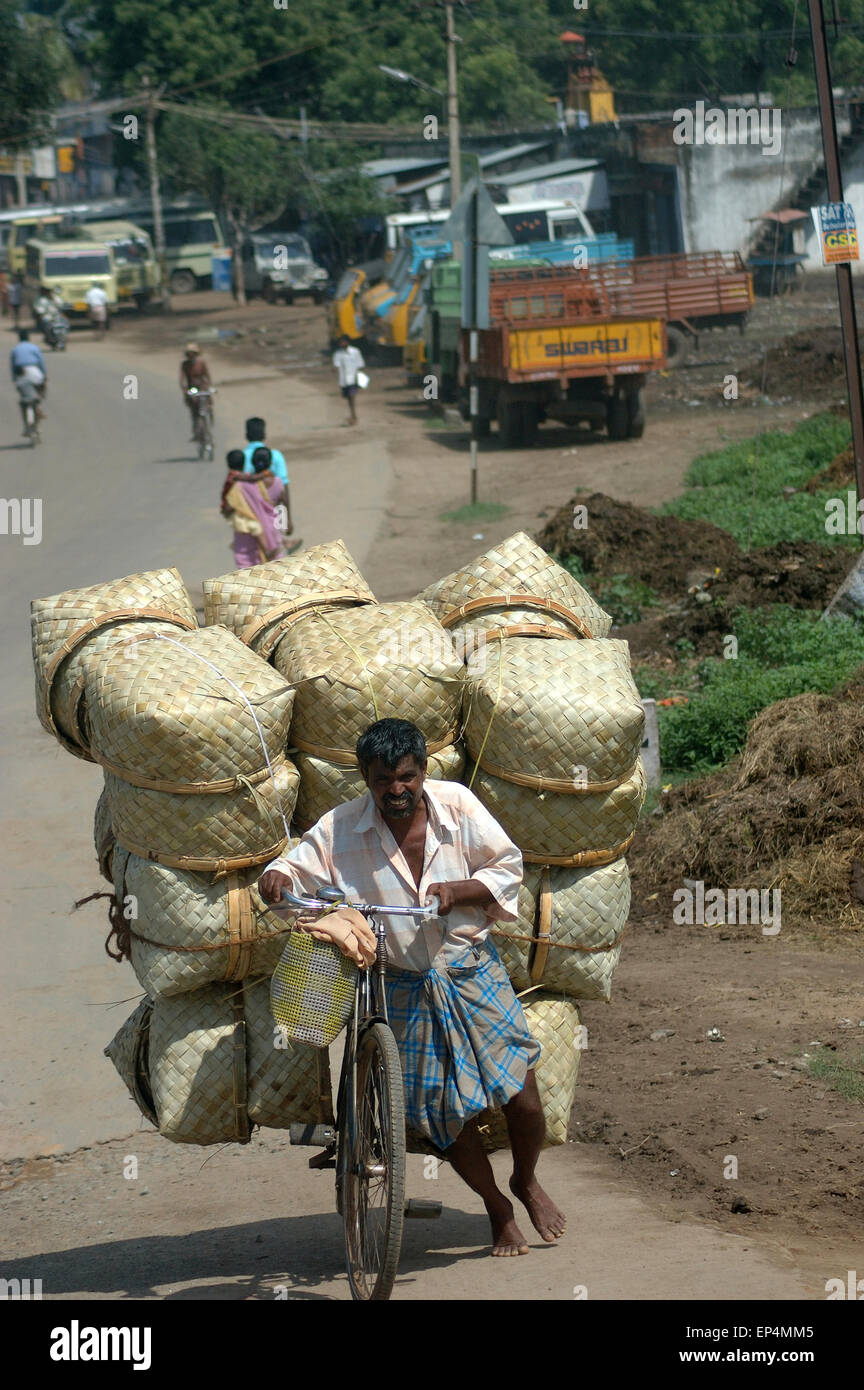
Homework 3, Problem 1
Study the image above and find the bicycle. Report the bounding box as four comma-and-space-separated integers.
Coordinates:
186, 386, 215, 460
280, 885, 442, 1301
18, 397, 41, 447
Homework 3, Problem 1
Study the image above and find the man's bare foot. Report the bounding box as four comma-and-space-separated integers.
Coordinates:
509, 1175, 566, 1243
487, 1197, 530, 1256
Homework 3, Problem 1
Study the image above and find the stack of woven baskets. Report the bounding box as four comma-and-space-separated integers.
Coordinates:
35, 532, 644, 1154
418, 533, 645, 1150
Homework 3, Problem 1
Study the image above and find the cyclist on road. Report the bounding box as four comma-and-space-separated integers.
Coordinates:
259, 717, 566, 1260
180, 342, 212, 440
10, 330, 46, 418
14, 366, 42, 437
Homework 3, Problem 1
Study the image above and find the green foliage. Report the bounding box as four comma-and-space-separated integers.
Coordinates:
157, 115, 295, 235
658, 413, 858, 548
657, 608, 864, 773
559, 553, 658, 625
806, 1047, 864, 1103
0, 0, 67, 143
439, 502, 511, 524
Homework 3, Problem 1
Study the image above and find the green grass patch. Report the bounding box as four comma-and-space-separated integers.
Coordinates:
657, 412, 858, 548
560, 553, 659, 625
806, 1047, 864, 1103
439, 501, 511, 525
656, 606, 864, 774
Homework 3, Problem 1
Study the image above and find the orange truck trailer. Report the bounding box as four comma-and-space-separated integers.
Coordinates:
459, 265, 666, 446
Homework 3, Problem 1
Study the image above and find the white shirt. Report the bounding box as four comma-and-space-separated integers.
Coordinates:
332, 345, 365, 387
264, 779, 522, 973
85, 287, 109, 310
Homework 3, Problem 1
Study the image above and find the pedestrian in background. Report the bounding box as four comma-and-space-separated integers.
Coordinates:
332, 334, 365, 426
0, 268, 9, 317
7, 274, 23, 328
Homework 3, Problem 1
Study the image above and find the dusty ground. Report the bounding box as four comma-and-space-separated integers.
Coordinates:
4, 279, 861, 1298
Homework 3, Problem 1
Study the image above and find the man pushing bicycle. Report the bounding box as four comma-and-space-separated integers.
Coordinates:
258, 717, 566, 1258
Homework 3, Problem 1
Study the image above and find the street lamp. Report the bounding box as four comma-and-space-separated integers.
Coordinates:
377, 62, 458, 202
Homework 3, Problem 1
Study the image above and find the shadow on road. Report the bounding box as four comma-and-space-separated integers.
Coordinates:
1, 1208, 512, 1299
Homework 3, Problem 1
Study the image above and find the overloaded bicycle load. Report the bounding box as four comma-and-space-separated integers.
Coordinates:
273, 600, 466, 828
493, 858, 631, 1003
417, 531, 612, 644
81, 625, 299, 871
463, 637, 645, 864
110, 848, 292, 997
104, 978, 333, 1145
30, 566, 197, 759
202, 538, 376, 661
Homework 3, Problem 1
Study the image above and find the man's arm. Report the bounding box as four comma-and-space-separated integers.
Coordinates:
426, 879, 496, 915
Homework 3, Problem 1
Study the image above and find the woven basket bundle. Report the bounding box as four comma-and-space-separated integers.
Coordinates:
105, 978, 333, 1145
103, 755, 298, 872
112, 847, 292, 997
202, 539, 376, 660
464, 638, 644, 788
274, 601, 464, 755
417, 532, 611, 643
471, 757, 645, 865
83, 625, 295, 786
294, 741, 466, 830
94, 784, 115, 883
31, 567, 197, 758
492, 859, 630, 1002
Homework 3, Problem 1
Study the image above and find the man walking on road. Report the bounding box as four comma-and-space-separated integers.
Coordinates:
259, 718, 566, 1259
7, 274, 23, 328
332, 334, 365, 426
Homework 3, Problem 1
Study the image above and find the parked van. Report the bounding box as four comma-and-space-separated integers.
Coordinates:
83, 220, 161, 308
134, 209, 228, 293
6, 214, 65, 275
24, 238, 118, 315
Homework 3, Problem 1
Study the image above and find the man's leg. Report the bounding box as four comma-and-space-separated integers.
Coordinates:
503, 1069, 566, 1243
445, 1117, 530, 1256
347, 387, 357, 424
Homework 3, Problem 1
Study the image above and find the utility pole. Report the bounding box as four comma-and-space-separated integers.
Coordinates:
807, 0, 864, 529
143, 76, 169, 305
444, 0, 461, 205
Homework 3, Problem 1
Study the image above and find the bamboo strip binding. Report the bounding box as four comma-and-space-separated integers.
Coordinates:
439, 593, 594, 639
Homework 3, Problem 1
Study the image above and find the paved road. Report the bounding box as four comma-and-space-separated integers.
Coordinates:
0, 321, 815, 1299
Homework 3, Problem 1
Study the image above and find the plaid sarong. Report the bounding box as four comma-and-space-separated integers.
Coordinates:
383, 938, 541, 1151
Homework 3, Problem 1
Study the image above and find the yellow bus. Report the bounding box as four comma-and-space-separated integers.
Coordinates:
6, 214, 65, 275
24, 238, 118, 316
83, 220, 161, 308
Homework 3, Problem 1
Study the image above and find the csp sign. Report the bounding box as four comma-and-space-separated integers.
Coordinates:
811, 202, 859, 265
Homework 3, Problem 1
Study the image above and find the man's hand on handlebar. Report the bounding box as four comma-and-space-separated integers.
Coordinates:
425, 880, 496, 916
258, 869, 291, 904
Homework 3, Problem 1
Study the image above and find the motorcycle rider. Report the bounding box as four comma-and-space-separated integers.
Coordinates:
180, 342, 212, 440
33, 285, 68, 348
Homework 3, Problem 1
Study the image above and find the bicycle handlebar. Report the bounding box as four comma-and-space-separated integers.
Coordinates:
280, 888, 439, 919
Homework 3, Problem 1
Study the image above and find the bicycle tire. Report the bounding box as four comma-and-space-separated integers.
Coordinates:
343, 1021, 406, 1302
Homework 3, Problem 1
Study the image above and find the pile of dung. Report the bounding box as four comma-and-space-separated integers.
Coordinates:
743, 326, 851, 400
630, 677, 864, 934
802, 444, 856, 494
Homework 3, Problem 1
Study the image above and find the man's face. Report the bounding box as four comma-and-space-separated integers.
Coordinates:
364, 755, 426, 820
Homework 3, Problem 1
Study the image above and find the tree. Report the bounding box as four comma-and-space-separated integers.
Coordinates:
0, 0, 67, 145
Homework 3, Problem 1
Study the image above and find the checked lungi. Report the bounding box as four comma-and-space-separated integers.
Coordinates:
383, 937, 541, 1151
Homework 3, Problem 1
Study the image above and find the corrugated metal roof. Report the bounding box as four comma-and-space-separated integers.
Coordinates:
492, 156, 602, 186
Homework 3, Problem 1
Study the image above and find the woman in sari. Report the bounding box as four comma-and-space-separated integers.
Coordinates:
221, 446, 297, 568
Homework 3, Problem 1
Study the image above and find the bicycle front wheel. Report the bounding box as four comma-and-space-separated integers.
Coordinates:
343, 1021, 406, 1302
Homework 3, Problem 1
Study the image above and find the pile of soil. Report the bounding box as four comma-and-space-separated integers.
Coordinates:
744, 325, 850, 399
629, 677, 864, 934
802, 443, 856, 494
538, 491, 855, 658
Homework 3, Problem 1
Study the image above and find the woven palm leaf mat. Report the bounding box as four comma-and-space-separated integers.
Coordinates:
470, 757, 646, 864
111, 847, 291, 997
405, 993, 581, 1156
94, 784, 114, 883
202, 539, 376, 659
463, 638, 644, 789
293, 742, 466, 828
31, 567, 197, 757
83, 625, 295, 787
104, 754, 299, 871
274, 601, 464, 751
492, 859, 631, 1002
417, 532, 611, 640
105, 979, 332, 1145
